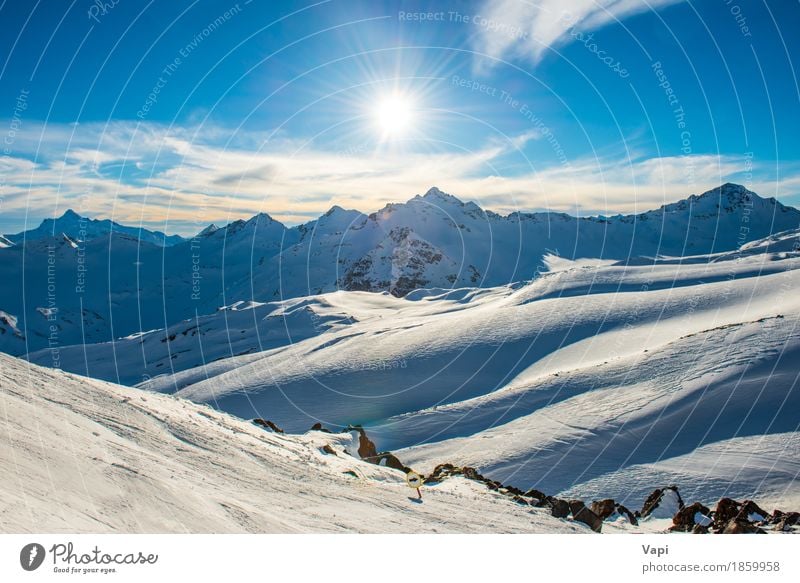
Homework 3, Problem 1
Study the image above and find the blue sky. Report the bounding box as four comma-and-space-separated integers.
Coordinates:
1, 0, 799, 234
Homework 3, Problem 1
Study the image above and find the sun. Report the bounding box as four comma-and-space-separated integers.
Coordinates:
374, 93, 414, 137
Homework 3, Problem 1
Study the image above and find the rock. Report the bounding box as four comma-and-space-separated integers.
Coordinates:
252, 418, 284, 433
321, 444, 336, 455
548, 498, 570, 519
309, 422, 331, 433
591, 499, 617, 520
345, 425, 378, 459
568, 500, 603, 533
722, 519, 766, 534
670, 502, 711, 532
425, 463, 457, 483
691, 524, 710, 534
616, 503, 639, 526
363, 452, 411, 473
738, 500, 769, 523
712, 498, 741, 531
524, 488, 548, 506
641, 486, 684, 519
769, 510, 799, 532
461, 466, 483, 481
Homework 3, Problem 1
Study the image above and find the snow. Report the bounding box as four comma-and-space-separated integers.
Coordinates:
647, 490, 682, 520
3, 183, 798, 355
0, 353, 587, 533
3, 183, 800, 524
119, 230, 800, 511
4, 209, 184, 247
695, 512, 713, 527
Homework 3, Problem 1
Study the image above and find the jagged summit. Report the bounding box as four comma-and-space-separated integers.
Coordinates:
60, 208, 82, 220
324, 204, 346, 216
5, 208, 184, 247
196, 224, 219, 237
414, 186, 465, 205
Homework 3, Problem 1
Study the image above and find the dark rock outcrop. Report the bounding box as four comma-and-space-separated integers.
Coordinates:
722, 520, 766, 534
362, 452, 412, 473
771, 510, 799, 532
548, 498, 570, 519
252, 418, 284, 433
345, 425, 378, 459
641, 486, 684, 518
309, 422, 332, 433
670, 502, 711, 533
591, 499, 617, 520
569, 500, 603, 532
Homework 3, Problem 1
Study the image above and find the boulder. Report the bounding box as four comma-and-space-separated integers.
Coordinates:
252, 418, 284, 433
345, 425, 378, 459
641, 486, 684, 519
591, 499, 617, 520
722, 519, 766, 534
769, 510, 799, 532
426, 463, 457, 483
616, 504, 639, 526
548, 497, 571, 519
670, 502, 711, 533
363, 452, 411, 473
524, 488, 548, 506
712, 498, 741, 531
738, 500, 769, 523
568, 500, 603, 533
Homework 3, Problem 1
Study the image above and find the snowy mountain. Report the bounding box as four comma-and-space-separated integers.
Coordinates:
0, 352, 590, 533
4, 208, 185, 247
3, 353, 795, 533
120, 227, 800, 512
2, 183, 799, 355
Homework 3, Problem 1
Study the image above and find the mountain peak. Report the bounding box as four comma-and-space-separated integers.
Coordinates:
60, 209, 83, 220
416, 187, 465, 205
324, 205, 346, 216
197, 224, 219, 237
700, 182, 751, 198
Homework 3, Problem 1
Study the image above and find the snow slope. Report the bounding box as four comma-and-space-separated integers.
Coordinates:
27, 296, 360, 386
0, 353, 587, 533
141, 234, 800, 428
121, 228, 800, 509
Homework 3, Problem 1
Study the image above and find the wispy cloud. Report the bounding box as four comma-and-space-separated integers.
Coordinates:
0, 119, 796, 235
472, 0, 682, 67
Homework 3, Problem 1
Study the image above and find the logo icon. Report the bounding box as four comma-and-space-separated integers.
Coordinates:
20, 543, 46, 571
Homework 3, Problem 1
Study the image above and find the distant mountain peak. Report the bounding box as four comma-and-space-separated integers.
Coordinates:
60, 209, 83, 220
324, 205, 346, 216
197, 224, 219, 237
247, 211, 276, 224
412, 186, 466, 206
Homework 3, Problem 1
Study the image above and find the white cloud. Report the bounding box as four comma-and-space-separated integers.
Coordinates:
0, 119, 795, 234
472, 0, 682, 66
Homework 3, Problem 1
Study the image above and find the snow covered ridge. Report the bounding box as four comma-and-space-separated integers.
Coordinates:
0, 353, 589, 533
1, 353, 795, 533
2, 183, 799, 354
3, 208, 183, 247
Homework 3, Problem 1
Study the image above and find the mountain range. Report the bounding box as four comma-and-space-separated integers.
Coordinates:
1, 183, 798, 356
2, 182, 799, 526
